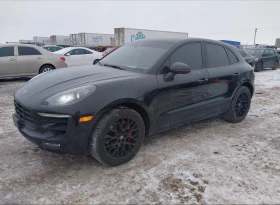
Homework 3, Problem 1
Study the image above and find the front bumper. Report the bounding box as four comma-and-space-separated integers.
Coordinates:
12, 101, 95, 155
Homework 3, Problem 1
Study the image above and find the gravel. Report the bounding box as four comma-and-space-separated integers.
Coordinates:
0, 69, 280, 204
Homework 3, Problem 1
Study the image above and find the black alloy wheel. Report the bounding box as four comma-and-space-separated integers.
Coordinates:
235, 92, 249, 117
104, 118, 139, 159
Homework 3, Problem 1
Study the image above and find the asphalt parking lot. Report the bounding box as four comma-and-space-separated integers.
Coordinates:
0, 69, 280, 204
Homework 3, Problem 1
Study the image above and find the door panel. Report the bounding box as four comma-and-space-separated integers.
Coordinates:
17, 46, 44, 75
0, 46, 18, 77
65, 49, 84, 66
157, 69, 209, 129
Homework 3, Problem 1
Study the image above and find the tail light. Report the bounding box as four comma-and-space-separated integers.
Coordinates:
60, 56, 66, 61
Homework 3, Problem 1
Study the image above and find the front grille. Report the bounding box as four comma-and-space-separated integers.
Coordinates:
14, 100, 35, 126
14, 100, 69, 135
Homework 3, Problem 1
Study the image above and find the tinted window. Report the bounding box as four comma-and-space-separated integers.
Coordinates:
263, 50, 270, 55
67, 49, 84, 55
84, 49, 93, 54
226, 48, 238, 64
170, 43, 202, 69
0, 47, 14, 57
206, 44, 229, 67
18, 47, 41, 55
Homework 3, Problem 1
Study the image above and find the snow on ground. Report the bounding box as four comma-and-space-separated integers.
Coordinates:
0, 69, 280, 204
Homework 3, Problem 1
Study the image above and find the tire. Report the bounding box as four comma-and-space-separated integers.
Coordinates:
89, 107, 145, 166
39, 65, 55, 73
272, 61, 279, 70
254, 62, 263, 72
93, 59, 100, 65
223, 86, 251, 123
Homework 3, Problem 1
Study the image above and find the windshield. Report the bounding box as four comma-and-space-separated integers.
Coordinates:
99, 41, 174, 70
246, 49, 265, 57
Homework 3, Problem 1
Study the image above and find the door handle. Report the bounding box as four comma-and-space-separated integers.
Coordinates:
233, 73, 240, 76
9, 58, 16, 61
197, 78, 208, 83
37, 57, 43, 60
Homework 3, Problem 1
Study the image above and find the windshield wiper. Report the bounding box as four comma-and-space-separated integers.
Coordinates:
103, 64, 126, 70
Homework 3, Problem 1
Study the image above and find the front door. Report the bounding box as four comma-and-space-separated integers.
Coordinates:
262, 49, 271, 68
17, 46, 44, 75
157, 42, 209, 130
0, 46, 18, 77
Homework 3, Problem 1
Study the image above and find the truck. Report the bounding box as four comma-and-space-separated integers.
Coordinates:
19, 40, 33, 44
220, 40, 241, 48
70, 34, 78, 47
50, 35, 70, 46
76, 33, 114, 47
33, 36, 50, 46
114, 28, 188, 46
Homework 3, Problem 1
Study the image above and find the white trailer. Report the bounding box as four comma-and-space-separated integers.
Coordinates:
70, 34, 78, 47
77, 33, 114, 47
33, 36, 50, 46
50, 35, 70, 45
114, 28, 188, 46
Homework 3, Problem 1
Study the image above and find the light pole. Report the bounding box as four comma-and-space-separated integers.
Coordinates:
254, 28, 257, 46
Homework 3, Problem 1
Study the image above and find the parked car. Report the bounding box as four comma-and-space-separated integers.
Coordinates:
42, 45, 63, 52
246, 48, 279, 72
13, 38, 254, 166
54, 47, 103, 67
0, 44, 67, 79
239, 49, 256, 67
102, 47, 118, 57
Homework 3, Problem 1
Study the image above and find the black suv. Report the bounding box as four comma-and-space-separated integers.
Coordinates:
13, 38, 255, 166
246, 48, 279, 72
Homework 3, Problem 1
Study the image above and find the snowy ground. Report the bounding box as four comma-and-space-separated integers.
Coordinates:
0, 69, 280, 204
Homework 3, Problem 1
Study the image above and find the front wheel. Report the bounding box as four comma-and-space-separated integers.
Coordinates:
223, 86, 251, 123
254, 62, 263, 72
89, 107, 145, 166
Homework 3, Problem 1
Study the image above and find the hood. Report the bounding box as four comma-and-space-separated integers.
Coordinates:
15, 65, 138, 105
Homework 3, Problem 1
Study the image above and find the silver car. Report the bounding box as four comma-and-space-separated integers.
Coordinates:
0, 44, 67, 79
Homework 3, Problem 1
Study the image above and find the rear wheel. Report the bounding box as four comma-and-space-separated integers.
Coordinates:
89, 107, 145, 166
223, 86, 251, 123
39, 65, 55, 73
254, 62, 263, 72
272, 61, 279, 70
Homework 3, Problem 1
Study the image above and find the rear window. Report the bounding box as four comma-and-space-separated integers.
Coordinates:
18, 47, 41, 55
0, 47, 14, 57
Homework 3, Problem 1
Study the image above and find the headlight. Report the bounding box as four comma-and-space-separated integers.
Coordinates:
42, 85, 96, 106
255, 58, 259, 61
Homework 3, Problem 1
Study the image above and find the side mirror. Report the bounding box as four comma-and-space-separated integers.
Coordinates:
65, 53, 70, 56
170, 62, 191, 74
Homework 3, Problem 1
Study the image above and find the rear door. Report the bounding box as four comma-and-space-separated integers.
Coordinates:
269, 49, 278, 67
0, 46, 18, 77
262, 49, 271, 68
205, 43, 238, 116
65, 49, 84, 66
17, 46, 44, 75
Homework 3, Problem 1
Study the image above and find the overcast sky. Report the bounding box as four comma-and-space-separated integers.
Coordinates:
1, 1, 280, 45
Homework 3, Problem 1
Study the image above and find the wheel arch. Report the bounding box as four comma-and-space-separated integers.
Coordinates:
96, 98, 152, 136
39, 64, 56, 73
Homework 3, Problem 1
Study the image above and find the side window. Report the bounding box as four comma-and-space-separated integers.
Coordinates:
84, 49, 93, 54
226, 48, 238, 64
0, 47, 14, 57
239, 50, 246, 57
170, 43, 202, 69
206, 44, 229, 67
263, 50, 270, 55
18, 47, 41, 56
269, 50, 275, 55
67, 49, 82, 55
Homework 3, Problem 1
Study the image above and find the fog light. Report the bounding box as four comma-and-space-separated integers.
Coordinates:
42, 142, 61, 148
38, 113, 70, 118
